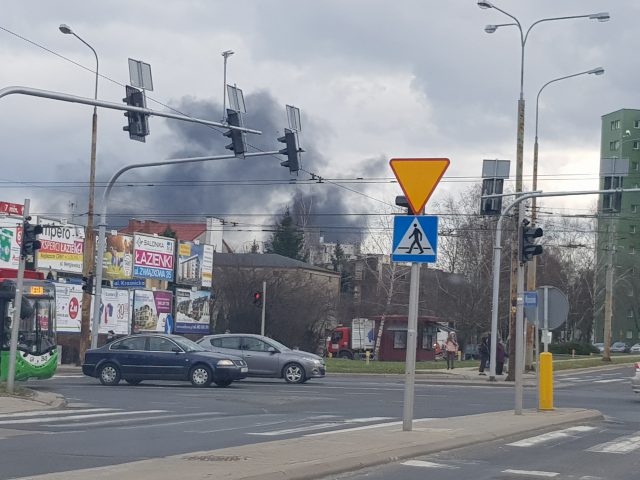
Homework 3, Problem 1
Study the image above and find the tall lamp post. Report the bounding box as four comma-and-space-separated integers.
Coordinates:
478, 1, 609, 412
59, 24, 99, 362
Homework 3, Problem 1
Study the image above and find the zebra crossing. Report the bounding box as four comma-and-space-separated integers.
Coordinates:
394, 424, 640, 478
556, 371, 631, 386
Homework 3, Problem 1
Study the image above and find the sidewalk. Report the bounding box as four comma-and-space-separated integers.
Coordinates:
0, 389, 65, 414
14, 407, 602, 480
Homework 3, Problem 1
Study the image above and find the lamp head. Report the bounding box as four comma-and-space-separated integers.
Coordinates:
477, 0, 493, 8
59, 24, 73, 35
222, 50, 235, 57
589, 12, 610, 22
484, 24, 498, 33
588, 67, 605, 76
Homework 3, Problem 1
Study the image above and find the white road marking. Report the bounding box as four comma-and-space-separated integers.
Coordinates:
306, 418, 434, 437
248, 422, 342, 436
588, 434, 640, 454
593, 379, 626, 383
0, 410, 165, 425
507, 426, 596, 447
51, 374, 85, 378
402, 460, 458, 469
0, 408, 115, 419
502, 469, 559, 477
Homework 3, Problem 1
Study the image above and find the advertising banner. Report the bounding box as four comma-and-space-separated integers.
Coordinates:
133, 234, 175, 281
102, 234, 133, 280
92, 288, 131, 335
132, 289, 173, 332
175, 289, 211, 334
0, 218, 22, 270
176, 241, 214, 287
54, 283, 83, 333
36, 219, 85, 274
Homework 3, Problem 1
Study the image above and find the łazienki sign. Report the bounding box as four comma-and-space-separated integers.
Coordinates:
132, 233, 176, 281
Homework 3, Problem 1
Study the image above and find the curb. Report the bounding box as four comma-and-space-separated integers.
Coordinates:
29, 389, 66, 409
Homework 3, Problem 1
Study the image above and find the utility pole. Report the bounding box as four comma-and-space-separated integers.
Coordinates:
260, 280, 266, 336
6, 199, 29, 394
603, 219, 615, 362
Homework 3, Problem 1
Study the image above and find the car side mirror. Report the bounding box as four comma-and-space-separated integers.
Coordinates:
172, 347, 182, 353
267, 347, 277, 354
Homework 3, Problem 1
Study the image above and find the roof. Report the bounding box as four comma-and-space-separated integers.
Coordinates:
212, 253, 339, 276
119, 220, 205, 242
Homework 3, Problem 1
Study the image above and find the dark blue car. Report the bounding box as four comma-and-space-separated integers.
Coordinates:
82, 334, 248, 387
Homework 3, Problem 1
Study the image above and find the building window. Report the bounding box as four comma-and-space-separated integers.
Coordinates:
602, 176, 623, 211
611, 120, 621, 130
633, 161, 640, 172
632, 205, 638, 214
628, 310, 634, 319
631, 226, 637, 234
610, 140, 620, 150
421, 327, 434, 350
393, 331, 407, 349
627, 330, 634, 339
631, 246, 637, 255
635, 120, 640, 129
634, 142, 640, 151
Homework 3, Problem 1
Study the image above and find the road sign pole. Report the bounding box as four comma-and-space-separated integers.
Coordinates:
543, 286, 550, 352
402, 261, 420, 431
515, 202, 525, 415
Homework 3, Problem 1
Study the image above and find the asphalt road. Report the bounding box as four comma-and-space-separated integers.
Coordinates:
322, 366, 640, 480
0, 366, 636, 479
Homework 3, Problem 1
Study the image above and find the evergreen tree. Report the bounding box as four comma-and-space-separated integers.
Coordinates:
161, 226, 177, 239
250, 239, 260, 253
331, 242, 345, 272
266, 209, 306, 261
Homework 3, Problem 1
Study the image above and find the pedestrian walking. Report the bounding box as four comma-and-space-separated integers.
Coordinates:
478, 335, 490, 375
445, 332, 458, 370
106, 330, 116, 344
496, 340, 505, 375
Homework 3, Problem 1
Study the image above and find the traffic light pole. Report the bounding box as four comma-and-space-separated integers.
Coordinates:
260, 280, 267, 336
6, 198, 29, 393
91, 151, 279, 349
402, 261, 420, 431
488, 187, 640, 415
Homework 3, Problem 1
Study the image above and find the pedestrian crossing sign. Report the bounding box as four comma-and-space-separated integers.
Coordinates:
391, 215, 438, 263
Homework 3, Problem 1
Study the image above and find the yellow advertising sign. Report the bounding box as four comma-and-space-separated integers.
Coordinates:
389, 158, 450, 214
179, 243, 191, 257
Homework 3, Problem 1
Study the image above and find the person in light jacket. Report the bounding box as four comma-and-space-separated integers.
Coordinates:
445, 332, 458, 370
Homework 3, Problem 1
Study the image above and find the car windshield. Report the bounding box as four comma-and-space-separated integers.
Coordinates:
265, 338, 291, 352
171, 336, 206, 352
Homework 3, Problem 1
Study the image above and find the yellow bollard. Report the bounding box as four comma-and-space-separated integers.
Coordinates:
365, 350, 371, 365
539, 352, 554, 411
456, 350, 461, 361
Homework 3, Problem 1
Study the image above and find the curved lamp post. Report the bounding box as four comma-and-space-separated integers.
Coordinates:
478, 0, 609, 413
59, 24, 100, 361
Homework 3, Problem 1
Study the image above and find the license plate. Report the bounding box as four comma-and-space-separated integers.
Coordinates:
241, 367, 248, 373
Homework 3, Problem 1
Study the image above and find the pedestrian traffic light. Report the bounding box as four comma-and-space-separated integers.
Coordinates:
123, 85, 150, 142
253, 291, 262, 308
278, 128, 302, 174
224, 109, 247, 156
21, 219, 43, 257
82, 275, 94, 294
519, 222, 543, 263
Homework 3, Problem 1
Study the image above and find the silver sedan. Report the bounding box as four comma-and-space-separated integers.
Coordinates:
196, 333, 326, 384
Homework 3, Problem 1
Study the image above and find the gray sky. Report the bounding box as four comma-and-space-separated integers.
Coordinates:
0, 0, 635, 246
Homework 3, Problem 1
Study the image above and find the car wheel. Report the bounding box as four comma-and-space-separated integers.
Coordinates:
125, 379, 142, 386
283, 363, 306, 384
190, 365, 212, 387
214, 379, 233, 387
98, 363, 121, 386
338, 351, 353, 360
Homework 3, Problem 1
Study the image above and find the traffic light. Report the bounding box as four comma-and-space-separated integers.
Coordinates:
224, 109, 247, 156
21, 219, 43, 257
395, 195, 412, 215
519, 222, 543, 263
123, 85, 150, 142
253, 291, 262, 308
480, 178, 504, 216
278, 128, 302, 174
82, 275, 94, 294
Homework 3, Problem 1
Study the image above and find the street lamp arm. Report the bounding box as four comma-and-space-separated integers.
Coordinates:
71, 33, 99, 100
524, 14, 597, 45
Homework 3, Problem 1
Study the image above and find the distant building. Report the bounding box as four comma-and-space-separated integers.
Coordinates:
594, 109, 640, 343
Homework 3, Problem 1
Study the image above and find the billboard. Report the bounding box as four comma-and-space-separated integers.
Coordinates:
0, 217, 22, 270
102, 234, 133, 280
36, 219, 85, 274
132, 289, 173, 332
176, 241, 214, 287
133, 234, 175, 281
54, 283, 83, 333
175, 289, 211, 334
92, 288, 131, 335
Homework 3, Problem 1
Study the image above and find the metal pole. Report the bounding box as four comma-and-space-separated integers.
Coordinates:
260, 280, 266, 336
7, 199, 29, 393
221, 51, 233, 122
515, 203, 525, 415
91, 151, 280, 348
543, 286, 550, 352
603, 221, 615, 361
402, 262, 420, 431
0, 86, 262, 135
488, 215, 504, 382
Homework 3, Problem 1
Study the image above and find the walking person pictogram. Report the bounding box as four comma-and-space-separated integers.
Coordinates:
407, 223, 424, 254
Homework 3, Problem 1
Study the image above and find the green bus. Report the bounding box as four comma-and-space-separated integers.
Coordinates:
0, 269, 57, 381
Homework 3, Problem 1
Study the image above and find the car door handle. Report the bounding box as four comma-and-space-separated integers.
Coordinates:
244, 354, 252, 358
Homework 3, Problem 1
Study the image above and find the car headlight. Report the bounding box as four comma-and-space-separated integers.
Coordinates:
312, 359, 323, 366
217, 359, 235, 366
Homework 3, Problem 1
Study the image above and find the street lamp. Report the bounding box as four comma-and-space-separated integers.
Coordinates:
478, 1, 610, 414
59, 24, 99, 362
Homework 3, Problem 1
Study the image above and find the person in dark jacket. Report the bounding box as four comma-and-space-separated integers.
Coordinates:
478, 335, 490, 375
496, 340, 505, 375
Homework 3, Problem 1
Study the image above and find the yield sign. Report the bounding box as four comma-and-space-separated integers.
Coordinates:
389, 158, 450, 214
